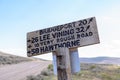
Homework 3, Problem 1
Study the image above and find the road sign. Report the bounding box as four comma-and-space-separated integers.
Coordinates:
27, 17, 100, 57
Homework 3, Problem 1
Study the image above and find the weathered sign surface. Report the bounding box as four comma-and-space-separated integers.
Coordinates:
27, 17, 100, 57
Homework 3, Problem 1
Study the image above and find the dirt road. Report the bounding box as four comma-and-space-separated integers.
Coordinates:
0, 60, 51, 80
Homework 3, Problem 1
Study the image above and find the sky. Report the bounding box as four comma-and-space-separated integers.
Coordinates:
0, 0, 120, 60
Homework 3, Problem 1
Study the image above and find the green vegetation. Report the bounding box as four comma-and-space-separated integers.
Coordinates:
26, 63, 120, 80
47, 64, 53, 71
27, 64, 56, 80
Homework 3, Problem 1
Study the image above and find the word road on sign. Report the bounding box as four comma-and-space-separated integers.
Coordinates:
27, 17, 100, 57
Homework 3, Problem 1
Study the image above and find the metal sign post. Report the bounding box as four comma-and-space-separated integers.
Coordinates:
70, 48, 80, 74
52, 48, 80, 75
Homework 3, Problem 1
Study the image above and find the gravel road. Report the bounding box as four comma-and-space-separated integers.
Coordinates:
0, 60, 51, 80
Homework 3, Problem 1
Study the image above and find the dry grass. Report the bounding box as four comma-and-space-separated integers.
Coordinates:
0, 51, 32, 66
26, 63, 120, 80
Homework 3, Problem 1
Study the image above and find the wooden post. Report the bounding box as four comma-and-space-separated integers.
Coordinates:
55, 48, 72, 80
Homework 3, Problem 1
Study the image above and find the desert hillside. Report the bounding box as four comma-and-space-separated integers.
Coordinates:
0, 51, 52, 80
0, 51, 33, 65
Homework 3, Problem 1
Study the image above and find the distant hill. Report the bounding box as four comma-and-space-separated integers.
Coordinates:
79, 57, 120, 64
0, 51, 33, 65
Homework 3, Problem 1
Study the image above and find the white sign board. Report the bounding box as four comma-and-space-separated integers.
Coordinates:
27, 17, 99, 57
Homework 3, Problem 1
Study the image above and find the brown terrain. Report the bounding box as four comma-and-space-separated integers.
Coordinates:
0, 52, 51, 80
0, 60, 51, 80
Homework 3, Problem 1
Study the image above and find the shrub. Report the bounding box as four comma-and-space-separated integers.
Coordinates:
101, 73, 112, 80
47, 64, 53, 71
27, 75, 44, 80
90, 65, 96, 70
41, 70, 49, 76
